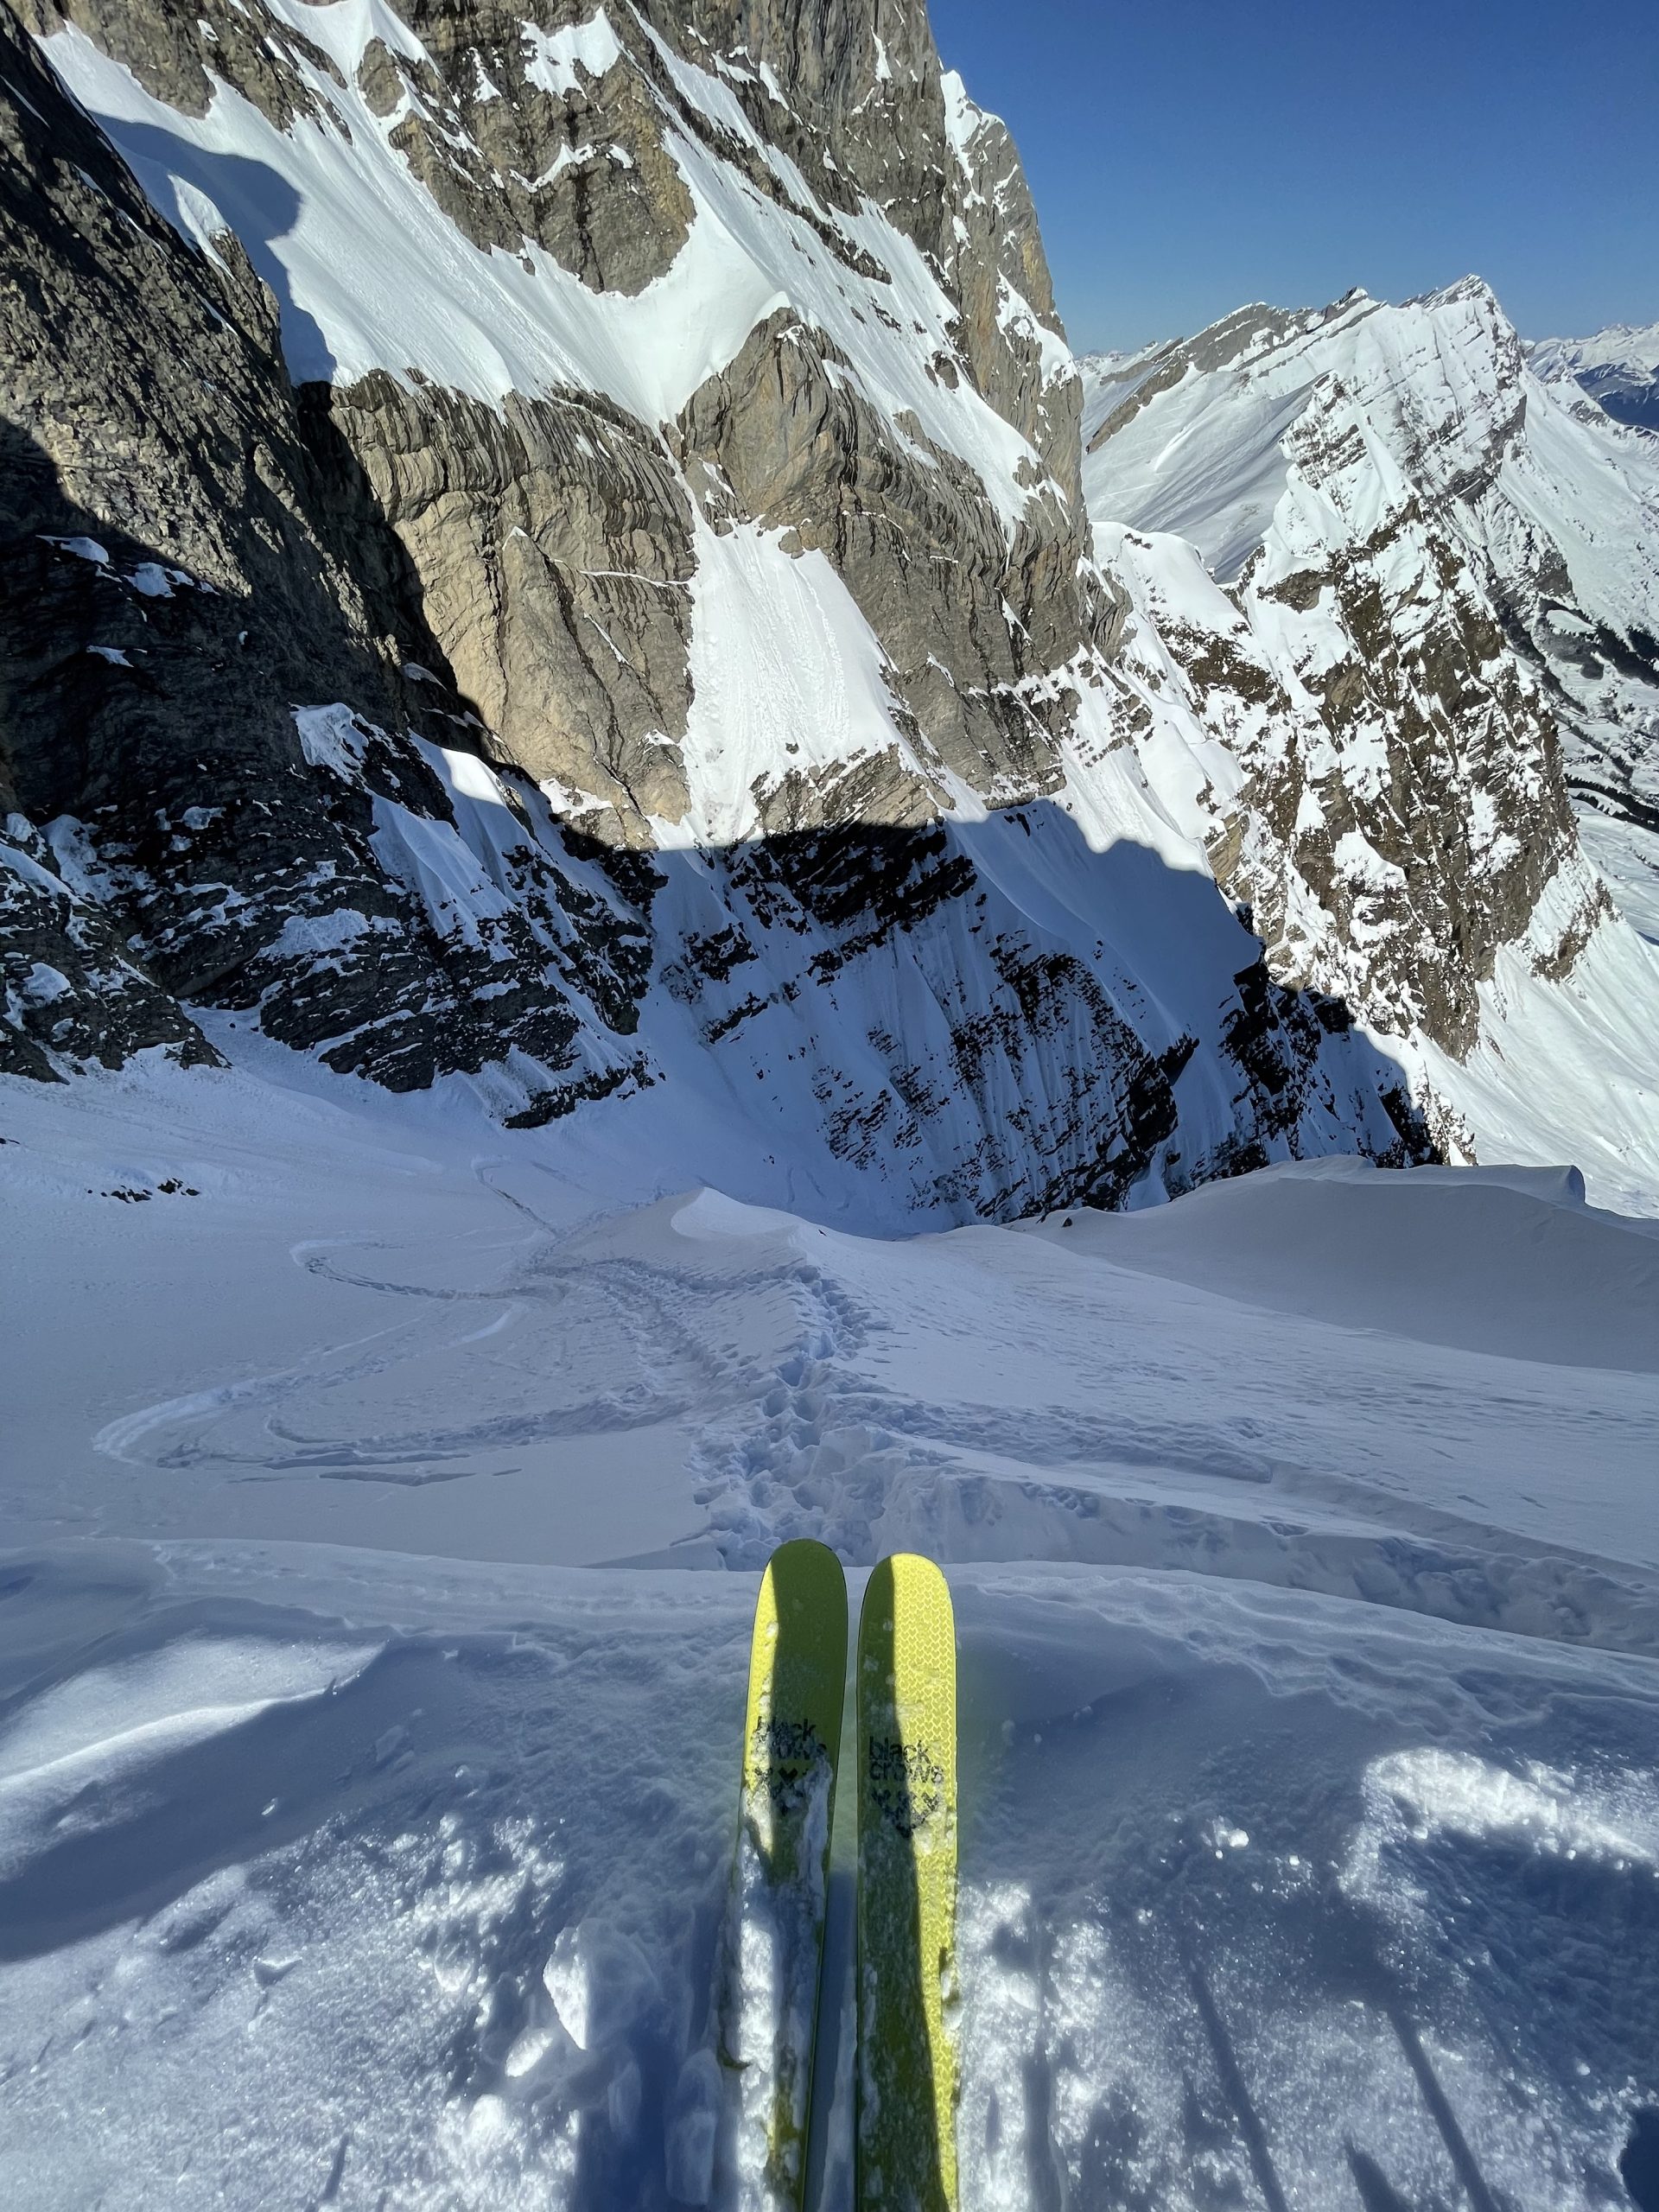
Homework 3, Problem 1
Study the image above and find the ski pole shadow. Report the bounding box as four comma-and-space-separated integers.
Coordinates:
1176, 1917, 1292, 2212
1181, 1889, 1516, 2212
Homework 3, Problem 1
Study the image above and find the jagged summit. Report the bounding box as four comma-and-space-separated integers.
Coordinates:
1080, 276, 1659, 868
1414, 271, 1498, 309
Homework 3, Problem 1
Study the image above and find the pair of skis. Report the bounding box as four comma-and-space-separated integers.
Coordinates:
721, 1541, 958, 2212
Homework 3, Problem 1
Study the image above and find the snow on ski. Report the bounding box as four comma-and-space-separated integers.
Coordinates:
719, 1539, 849, 2209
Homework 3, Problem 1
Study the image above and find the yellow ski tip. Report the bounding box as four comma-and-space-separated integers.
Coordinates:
743, 1539, 849, 1798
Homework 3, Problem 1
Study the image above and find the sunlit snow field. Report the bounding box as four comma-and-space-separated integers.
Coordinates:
3, 1053, 1658, 2210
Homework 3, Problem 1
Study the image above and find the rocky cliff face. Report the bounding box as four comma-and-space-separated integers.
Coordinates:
18, 0, 1103, 838
1080, 283, 1659, 1192
0, 7, 658, 1097
3, 1, 1648, 1214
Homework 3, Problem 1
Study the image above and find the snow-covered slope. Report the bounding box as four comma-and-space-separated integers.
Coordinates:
1081, 282, 1659, 1204
3, 1055, 1657, 2209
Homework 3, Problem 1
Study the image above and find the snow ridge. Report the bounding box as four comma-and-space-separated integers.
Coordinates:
1081, 277, 1659, 1204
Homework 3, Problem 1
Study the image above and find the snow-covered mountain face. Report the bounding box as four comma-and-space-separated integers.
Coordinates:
0, 0, 1442, 1221
2, 2, 1655, 1214
1530, 320, 1659, 434
1081, 281, 1659, 1203
6, 24, 1659, 2202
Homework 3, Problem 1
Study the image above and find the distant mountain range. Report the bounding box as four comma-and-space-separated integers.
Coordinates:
1529, 321, 1659, 434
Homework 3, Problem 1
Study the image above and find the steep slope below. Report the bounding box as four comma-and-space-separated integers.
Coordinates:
3, 1064, 1658, 2209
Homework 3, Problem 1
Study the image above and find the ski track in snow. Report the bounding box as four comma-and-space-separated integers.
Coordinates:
3, 1066, 1659, 2209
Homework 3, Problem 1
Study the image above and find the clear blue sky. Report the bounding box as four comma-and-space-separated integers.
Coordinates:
927, 0, 1659, 354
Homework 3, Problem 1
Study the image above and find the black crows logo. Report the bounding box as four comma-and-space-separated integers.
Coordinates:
748, 1716, 828, 1816
868, 1737, 944, 1837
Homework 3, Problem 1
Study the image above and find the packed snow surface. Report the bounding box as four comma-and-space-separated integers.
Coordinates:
3, 1053, 1657, 2209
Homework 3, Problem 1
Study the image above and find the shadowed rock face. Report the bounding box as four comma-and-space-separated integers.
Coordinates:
0, 807, 219, 1081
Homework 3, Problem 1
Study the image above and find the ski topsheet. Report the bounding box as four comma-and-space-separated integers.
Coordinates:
721, 1538, 849, 2209
855, 1554, 959, 2212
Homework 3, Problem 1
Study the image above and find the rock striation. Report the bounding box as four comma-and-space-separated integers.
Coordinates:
1080, 283, 1659, 1185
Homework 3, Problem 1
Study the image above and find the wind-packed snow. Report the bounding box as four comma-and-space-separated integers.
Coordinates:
3, 1054, 1657, 2209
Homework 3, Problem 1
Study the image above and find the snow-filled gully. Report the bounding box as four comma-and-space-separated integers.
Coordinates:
3, 1073, 1659, 2209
